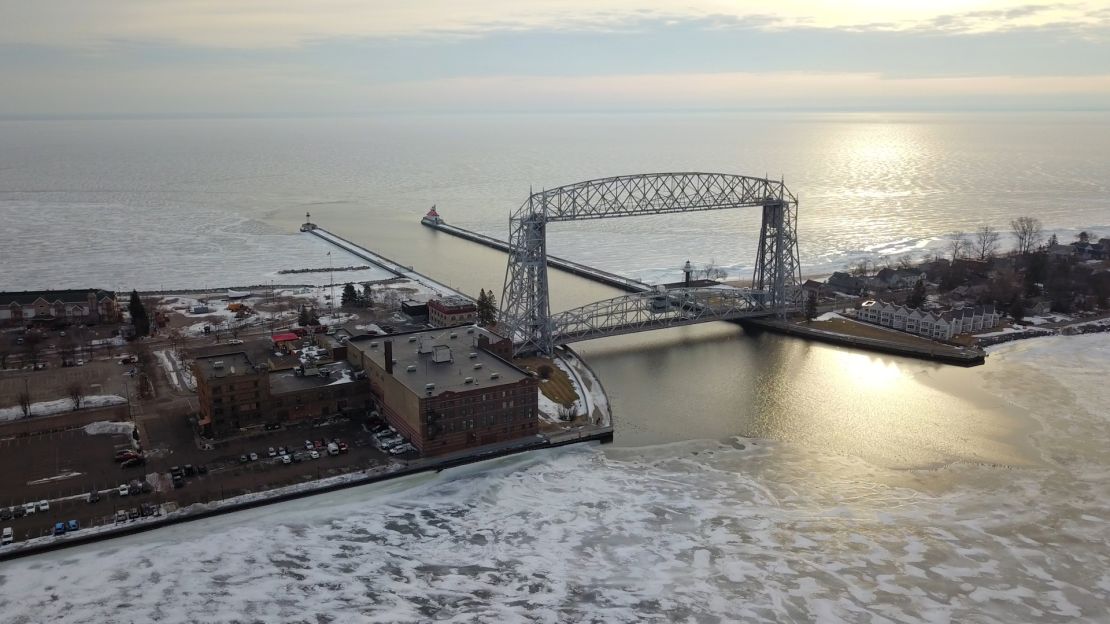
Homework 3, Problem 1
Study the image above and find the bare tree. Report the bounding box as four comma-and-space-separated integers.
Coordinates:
1011, 216, 1043, 255
974, 225, 1001, 261
0, 344, 9, 370
67, 382, 85, 411
897, 254, 916, 270
850, 259, 873, 277
948, 232, 969, 261
557, 404, 576, 422
18, 389, 32, 418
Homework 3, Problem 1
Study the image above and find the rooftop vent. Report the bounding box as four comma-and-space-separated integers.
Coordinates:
406, 364, 417, 373
464, 377, 474, 384
490, 372, 500, 380
425, 383, 436, 391
473, 363, 483, 370
449, 332, 458, 339
408, 336, 418, 342
369, 342, 378, 349
468, 352, 478, 359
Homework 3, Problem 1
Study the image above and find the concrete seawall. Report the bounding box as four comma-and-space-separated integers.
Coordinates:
742, 318, 986, 366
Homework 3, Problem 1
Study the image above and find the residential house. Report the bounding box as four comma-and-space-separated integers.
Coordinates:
826, 272, 867, 295
0, 289, 120, 326
858, 300, 1000, 341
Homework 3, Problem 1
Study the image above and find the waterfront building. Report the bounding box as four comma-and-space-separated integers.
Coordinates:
346, 326, 539, 456
0, 289, 120, 326
427, 295, 478, 327
857, 300, 1000, 341
193, 351, 371, 439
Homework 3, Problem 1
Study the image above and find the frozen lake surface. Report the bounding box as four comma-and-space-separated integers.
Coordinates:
3, 335, 1108, 623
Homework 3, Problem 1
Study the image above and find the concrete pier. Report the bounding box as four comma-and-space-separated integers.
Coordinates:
422, 218, 652, 294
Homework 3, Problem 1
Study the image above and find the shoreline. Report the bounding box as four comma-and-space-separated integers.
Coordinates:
0, 425, 614, 563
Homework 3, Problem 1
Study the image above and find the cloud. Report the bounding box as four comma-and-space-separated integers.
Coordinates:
2, 1, 1106, 49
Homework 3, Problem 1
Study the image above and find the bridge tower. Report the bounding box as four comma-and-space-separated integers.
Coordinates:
500, 173, 801, 357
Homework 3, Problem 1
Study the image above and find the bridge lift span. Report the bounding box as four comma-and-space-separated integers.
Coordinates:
500, 172, 802, 357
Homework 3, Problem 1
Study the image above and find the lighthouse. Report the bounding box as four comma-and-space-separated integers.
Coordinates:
683, 260, 694, 288
421, 205, 443, 226
300, 211, 316, 232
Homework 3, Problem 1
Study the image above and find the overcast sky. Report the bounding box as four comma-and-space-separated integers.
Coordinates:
3, 1, 1109, 116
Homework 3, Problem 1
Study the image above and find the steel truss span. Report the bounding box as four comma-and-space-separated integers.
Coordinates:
551, 287, 768, 345
500, 172, 802, 356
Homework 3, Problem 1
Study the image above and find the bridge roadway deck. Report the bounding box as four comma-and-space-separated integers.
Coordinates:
422, 218, 652, 294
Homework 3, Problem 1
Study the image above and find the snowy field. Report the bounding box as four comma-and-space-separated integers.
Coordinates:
2, 201, 394, 291
0, 395, 125, 422
3, 334, 1109, 622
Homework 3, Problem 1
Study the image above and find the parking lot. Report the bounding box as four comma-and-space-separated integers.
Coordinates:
0, 416, 402, 546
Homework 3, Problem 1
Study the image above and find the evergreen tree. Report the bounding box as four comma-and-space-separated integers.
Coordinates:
362, 283, 374, 306
907, 278, 927, 309
1009, 296, 1025, 323
298, 305, 310, 327
341, 282, 357, 307
804, 292, 818, 322
128, 290, 150, 336
476, 289, 497, 326
1047, 233, 1059, 247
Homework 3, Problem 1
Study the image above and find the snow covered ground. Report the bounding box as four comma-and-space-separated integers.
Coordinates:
0, 395, 126, 422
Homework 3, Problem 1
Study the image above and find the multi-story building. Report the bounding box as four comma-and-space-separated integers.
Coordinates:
0, 289, 120, 326
193, 353, 269, 438
857, 300, 1000, 341
347, 326, 539, 456
427, 296, 477, 327
193, 351, 372, 439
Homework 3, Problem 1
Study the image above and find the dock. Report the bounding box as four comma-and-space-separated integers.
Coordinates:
422, 217, 652, 294
305, 225, 473, 301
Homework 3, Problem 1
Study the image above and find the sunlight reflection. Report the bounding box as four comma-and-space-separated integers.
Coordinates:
832, 350, 906, 389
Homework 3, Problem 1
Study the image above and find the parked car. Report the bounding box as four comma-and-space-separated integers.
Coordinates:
23, 502, 36, 516
13, 506, 26, 519
239, 454, 249, 464
277, 446, 287, 456
389, 443, 415, 455
249, 452, 259, 461
67, 520, 79, 532
291, 453, 303, 463
184, 464, 195, 476
169, 465, 183, 477
36, 500, 49, 513
377, 435, 403, 449
281, 454, 292, 465
227, 339, 244, 345
313, 439, 325, 450
0, 507, 10, 521
87, 489, 101, 504
309, 450, 320, 460
337, 442, 349, 454
304, 440, 314, 451
115, 510, 128, 523
54, 522, 66, 536
1, 527, 12, 545
128, 482, 141, 495
118, 484, 129, 497
197, 464, 208, 475
128, 507, 140, 520
115, 449, 140, 461
121, 457, 145, 468
267, 447, 277, 458
327, 442, 340, 456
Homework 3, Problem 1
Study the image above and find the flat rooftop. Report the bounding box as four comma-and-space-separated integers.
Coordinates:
269, 361, 358, 395
354, 327, 529, 397
194, 352, 256, 380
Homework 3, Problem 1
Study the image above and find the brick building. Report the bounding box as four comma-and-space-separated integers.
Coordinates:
427, 296, 477, 327
347, 326, 538, 456
0, 289, 120, 326
193, 353, 268, 438
193, 351, 372, 439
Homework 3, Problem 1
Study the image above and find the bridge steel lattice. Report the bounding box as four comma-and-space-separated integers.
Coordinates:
500, 172, 802, 356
